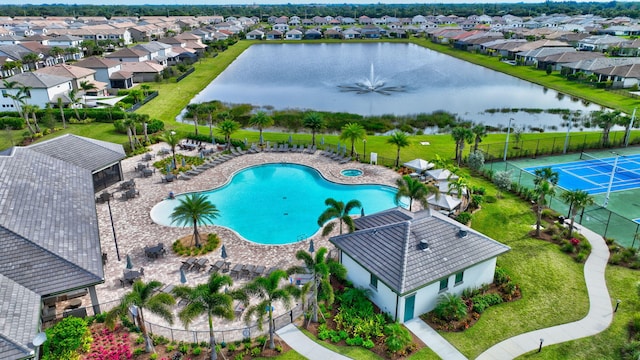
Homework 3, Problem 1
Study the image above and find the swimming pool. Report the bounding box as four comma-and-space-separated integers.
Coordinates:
150, 163, 404, 245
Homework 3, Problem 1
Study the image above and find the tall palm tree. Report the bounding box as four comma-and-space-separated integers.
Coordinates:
162, 130, 180, 169
447, 176, 468, 198
243, 269, 298, 350
534, 180, 556, 237
533, 167, 559, 186
22, 104, 41, 133
339, 122, 366, 157
170, 194, 220, 248
249, 111, 273, 146
21, 53, 39, 71
186, 103, 202, 136
471, 124, 487, 153
317, 197, 362, 236
387, 131, 411, 168
105, 280, 175, 353
303, 112, 325, 147
288, 247, 346, 324
451, 126, 474, 167
216, 119, 240, 150
57, 97, 66, 129
395, 175, 439, 212
173, 272, 241, 360
79, 80, 97, 109
560, 189, 594, 238
68, 89, 82, 120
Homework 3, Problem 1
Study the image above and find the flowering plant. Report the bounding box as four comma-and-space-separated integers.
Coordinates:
570, 238, 580, 246
84, 326, 132, 360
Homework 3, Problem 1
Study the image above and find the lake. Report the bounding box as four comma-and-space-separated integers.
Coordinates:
186, 42, 602, 131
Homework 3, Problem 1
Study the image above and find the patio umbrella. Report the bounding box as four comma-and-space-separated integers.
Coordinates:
221, 244, 228, 259
244, 138, 248, 146
288, 134, 293, 144
308, 240, 315, 254
181, 157, 186, 167
166, 164, 172, 174
321, 137, 325, 145
361, 208, 365, 217
171, 159, 176, 170
180, 268, 187, 284
125, 254, 133, 270
199, 152, 204, 159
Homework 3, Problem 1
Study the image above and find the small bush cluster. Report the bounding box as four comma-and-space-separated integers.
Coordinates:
173, 233, 221, 256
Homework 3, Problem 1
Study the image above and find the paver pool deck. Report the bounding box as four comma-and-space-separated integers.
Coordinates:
94, 143, 402, 333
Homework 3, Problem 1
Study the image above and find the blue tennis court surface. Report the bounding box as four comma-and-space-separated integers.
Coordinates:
524, 153, 640, 194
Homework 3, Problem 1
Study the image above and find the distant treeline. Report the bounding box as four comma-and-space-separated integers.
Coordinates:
4, 2, 640, 20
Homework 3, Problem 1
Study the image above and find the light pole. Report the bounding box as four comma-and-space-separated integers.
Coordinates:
503, 118, 514, 163
538, 338, 544, 353
625, 108, 636, 147
615, 299, 621, 312
362, 139, 367, 163
603, 152, 620, 208
563, 119, 572, 154
106, 197, 121, 261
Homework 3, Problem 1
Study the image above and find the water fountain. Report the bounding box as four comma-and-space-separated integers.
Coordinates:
338, 63, 406, 95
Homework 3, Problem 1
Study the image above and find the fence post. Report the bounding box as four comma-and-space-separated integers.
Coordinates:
171, 328, 174, 342
582, 135, 587, 152
534, 139, 539, 158
604, 211, 613, 237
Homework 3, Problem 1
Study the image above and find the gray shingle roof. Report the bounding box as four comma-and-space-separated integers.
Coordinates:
331, 208, 510, 295
0, 274, 40, 360
29, 134, 125, 172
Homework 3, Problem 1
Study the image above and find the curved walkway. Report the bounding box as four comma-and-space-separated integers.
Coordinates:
476, 223, 612, 359
277, 324, 351, 360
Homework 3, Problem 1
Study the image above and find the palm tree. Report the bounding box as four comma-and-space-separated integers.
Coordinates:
105, 280, 175, 353
288, 247, 346, 324
68, 89, 82, 120
216, 119, 240, 150
591, 110, 624, 147
533, 167, 560, 186
249, 111, 273, 146
387, 131, 410, 168
21, 53, 39, 71
303, 112, 325, 147
471, 124, 487, 153
186, 103, 202, 136
447, 176, 468, 198
162, 130, 180, 170
79, 80, 97, 109
533, 179, 556, 237
170, 194, 220, 248
451, 126, 474, 167
317, 198, 362, 236
243, 269, 298, 350
173, 272, 241, 360
395, 175, 439, 212
22, 104, 41, 133
340, 122, 366, 157
49, 46, 65, 64
57, 97, 66, 129
560, 189, 594, 238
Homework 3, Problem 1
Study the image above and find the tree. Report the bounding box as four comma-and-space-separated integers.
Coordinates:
533, 167, 559, 237
448, 176, 469, 198
493, 170, 512, 198
68, 89, 82, 120
591, 110, 624, 147
186, 103, 202, 136
49, 46, 65, 64
387, 131, 410, 168
560, 189, 594, 238
216, 119, 240, 150
451, 126, 474, 167
471, 124, 487, 153
22, 53, 39, 70
288, 247, 346, 324
22, 104, 41, 133
173, 272, 240, 360
303, 112, 325, 147
170, 194, 220, 248
339, 122, 366, 157
395, 175, 439, 211
249, 111, 273, 146
162, 130, 180, 170
105, 280, 175, 353
57, 97, 66, 129
79, 80, 97, 109
243, 269, 298, 350
317, 197, 362, 236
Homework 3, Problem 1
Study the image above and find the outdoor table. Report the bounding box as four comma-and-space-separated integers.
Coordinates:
145, 244, 165, 259
142, 168, 154, 177
124, 270, 141, 283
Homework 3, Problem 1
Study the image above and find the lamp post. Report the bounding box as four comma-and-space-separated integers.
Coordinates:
106, 197, 121, 261
563, 119, 572, 154
625, 108, 636, 147
503, 118, 514, 163
538, 338, 544, 353
362, 139, 367, 163
615, 299, 621, 312
603, 152, 621, 208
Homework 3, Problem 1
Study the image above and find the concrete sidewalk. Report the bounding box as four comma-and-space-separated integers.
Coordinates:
405, 318, 468, 360
476, 223, 612, 359
276, 323, 351, 360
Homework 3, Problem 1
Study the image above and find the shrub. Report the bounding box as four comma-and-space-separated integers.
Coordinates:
179, 343, 189, 353
561, 241, 576, 253
256, 336, 267, 346
192, 347, 202, 356
620, 340, 640, 359
149, 353, 158, 360
455, 212, 472, 225
317, 324, 330, 340
494, 267, 510, 285
42, 316, 92, 360
250, 347, 261, 357
384, 322, 412, 353
133, 348, 145, 356
433, 294, 467, 321
275, 345, 283, 353
0, 116, 25, 129
630, 313, 640, 333
227, 343, 237, 352
362, 339, 375, 349
472, 293, 503, 313
576, 251, 588, 263
345, 336, 364, 346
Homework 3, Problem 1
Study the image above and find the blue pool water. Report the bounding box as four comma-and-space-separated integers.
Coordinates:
150, 163, 404, 245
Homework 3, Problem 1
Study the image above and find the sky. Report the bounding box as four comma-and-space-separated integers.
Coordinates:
0, 0, 631, 5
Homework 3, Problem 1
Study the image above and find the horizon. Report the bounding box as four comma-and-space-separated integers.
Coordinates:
0, 0, 631, 6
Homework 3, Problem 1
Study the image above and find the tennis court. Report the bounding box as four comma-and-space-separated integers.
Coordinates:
524, 153, 640, 194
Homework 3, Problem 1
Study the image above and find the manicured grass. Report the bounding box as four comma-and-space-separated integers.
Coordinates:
438, 174, 589, 358
298, 328, 384, 360
519, 265, 639, 359
256, 349, 306, 360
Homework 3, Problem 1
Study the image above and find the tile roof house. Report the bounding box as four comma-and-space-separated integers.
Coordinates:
0, 72, 72, 110
35, 63, 108, 96
0, 134, 125, 359
119, 60, 164, 83
74, 56, 133, 90
330, 208, 510, 323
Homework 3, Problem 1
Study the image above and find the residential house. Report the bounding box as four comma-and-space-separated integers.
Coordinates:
104, 47, 149, 63
516, 47, 576, 67
578, 34, 626, 52
593, 63, 640, 88
324, 29, 343, 39
35, 63, 107, 97
343, 28, 360, 39
561, 57, 640, 76
266, 30, 283, 40
330, 208, 510, 323
132, 41, 173, 67
537, 51, 605, 71
0, 135, 127, 359
175, 32, 207, 55
119, 60, 164, 83
285, 29, 303, 40
304, 29, 322, 40
273, 23, 290, 33
360, 25, 381, 39
0, 72, 72, 110
74, 56, 133, 90
246, 29, 265, 40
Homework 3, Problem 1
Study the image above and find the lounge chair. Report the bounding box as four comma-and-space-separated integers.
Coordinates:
297, 145, 305, 153
178, 172, 192, 181
236, 147, 247, 155
252, 265, 266, 278
230, 148, 241, 156
290, 144, 298, 152
209, 260, 225, 273
308, 145, 317, 154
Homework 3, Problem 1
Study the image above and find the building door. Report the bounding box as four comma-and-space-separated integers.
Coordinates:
404, 294, 416, 322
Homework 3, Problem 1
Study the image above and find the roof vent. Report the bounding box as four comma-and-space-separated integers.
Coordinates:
458, 228, 468, 238
418, 239, 429, 251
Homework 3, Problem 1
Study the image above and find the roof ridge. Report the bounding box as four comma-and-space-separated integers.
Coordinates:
0, 225, 103, 291
0, 332, 33, 358
399, 221, 413, 294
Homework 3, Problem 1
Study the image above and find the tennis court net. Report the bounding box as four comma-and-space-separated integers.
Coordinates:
580, 152, 640, 181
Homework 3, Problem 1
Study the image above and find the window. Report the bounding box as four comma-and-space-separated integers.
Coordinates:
439, 278, 448, 292
455, 271, 464, 285
370, 273, 378, 290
